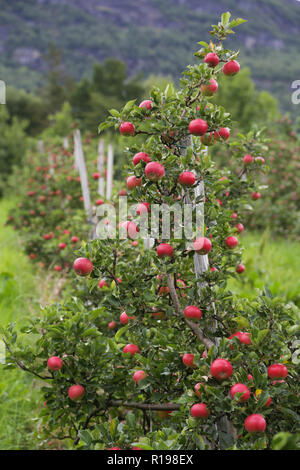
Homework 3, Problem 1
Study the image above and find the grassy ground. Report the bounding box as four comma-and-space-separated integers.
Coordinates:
0, 199, 41, 450
228, 230, 300, 307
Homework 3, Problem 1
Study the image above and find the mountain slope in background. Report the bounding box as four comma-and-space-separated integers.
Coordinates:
0, 0, 299, 114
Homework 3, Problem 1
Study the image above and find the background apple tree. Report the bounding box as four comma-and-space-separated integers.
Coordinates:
2, 13, 299, 451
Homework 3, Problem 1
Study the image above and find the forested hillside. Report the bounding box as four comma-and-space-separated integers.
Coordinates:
0, 0, 299, 114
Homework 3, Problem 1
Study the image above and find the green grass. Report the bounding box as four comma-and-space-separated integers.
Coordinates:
228, 230, 300, 307
0, 198, 41, 450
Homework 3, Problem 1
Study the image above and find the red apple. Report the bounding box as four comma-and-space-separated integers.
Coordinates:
229, 331, 251, 346
133, 370, 147, 383
120, 311, 135, 325
184, 305, 202, 320
120, 122, 135, 136
201, 78, 218, 96
99, 279, 107, 288
145, 162, 165, 181
204, 52, 219, 67
136, 202, 150, 215
73, 257, 93, 276
193, 237, 212, 254
188, 119, 208, 136
178, 171, 196, 186
236, 264, 245, 274
210, 358, 233, 381
225, 236, 238, 249
93, 172, 100, 179
230, 383, 250, 402
71, 236, 79, 243
47, 356, 63, 371
244, 414, 266, 433
126, 175, 142, 189
157, 243, 173, 258
182, 353, 195, 367
251, 192, 261, 200
194, 382, 203, 398
108, 321, 117, 329
96, 199, 104, 206
58, 243, 66, 250
235, 223, 244, 233
139, 100, 153, 110
218, 127, 230, 140
268, 364, 288, 380
123, 344, 140, 356
191, 403, 210, 418
243, 154, 254, 165
68, 384, 85, 401
54, 265, 62, 272
223, 60, 240, 76
133, 152, 150, 166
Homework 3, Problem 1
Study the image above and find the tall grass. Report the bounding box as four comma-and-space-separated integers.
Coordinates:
228, 231, 300, 306
0, 199, 41, 450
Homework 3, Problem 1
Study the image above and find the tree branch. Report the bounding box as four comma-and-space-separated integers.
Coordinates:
166, 274, 214, 349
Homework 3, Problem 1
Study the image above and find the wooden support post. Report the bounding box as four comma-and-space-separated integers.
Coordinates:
63, 137, 69, 149
73, 130, 93, 223
106, 144, 114, 201
98, 140, 105, 197
37, 140, 44, 155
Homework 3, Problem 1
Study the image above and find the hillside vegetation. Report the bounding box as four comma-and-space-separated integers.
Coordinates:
0, 0, 300, 114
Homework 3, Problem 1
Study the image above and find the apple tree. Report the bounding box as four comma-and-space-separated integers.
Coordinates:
2, 13, 299, 450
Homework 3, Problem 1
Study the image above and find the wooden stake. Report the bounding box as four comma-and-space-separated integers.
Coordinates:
63, 137, 69, 149
73, 130, 93, 222
37, 140, 44, 155
97, 140, 105, 197
106, 144, 114, 200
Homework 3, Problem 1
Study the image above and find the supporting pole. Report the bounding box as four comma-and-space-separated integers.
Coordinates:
106, 144, 114, 201
63, 137, 69, 149
73, 130, 93, 223
98, 140, 105, 197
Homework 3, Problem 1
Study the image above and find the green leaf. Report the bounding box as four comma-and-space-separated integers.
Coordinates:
221, 12, 231, 26
78, 430, 93, 446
